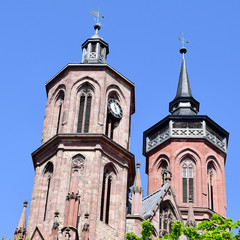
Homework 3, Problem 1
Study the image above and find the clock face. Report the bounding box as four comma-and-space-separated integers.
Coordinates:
108, 99, 123, 119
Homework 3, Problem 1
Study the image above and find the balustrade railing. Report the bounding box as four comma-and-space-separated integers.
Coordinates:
146, 123, 226, 153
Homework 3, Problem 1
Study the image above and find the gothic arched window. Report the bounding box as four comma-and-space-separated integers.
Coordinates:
100, 164, 116, 224
182, 159, 194, 203
159, 201, 176, 237
43, 162, 54, 221
55, 90, 65, 134
77, 84, 93, 133
207, 162, 215, 210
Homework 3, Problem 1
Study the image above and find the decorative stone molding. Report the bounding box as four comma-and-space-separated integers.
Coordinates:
52, 211, 60, 230
146, 121, 227, 153
66, 192, 80, 201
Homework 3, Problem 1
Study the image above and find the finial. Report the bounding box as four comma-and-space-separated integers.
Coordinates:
189, 195, 193, 203
23, 200, 28, 207
94, 23, 101, 31
136, 161, 141, 169
178, 32, 188, 54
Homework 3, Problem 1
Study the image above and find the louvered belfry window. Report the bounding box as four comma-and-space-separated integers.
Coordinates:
182, 160, 194, 203
84, 95, 92, 132
77, 86, 92, 133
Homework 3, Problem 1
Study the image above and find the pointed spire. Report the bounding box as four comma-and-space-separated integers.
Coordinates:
186, 196, 196, 227
131, 162, 143, 215
175, 48, 192, 98
169, 47, 200, 115
14, 200, 28, 240
132, 162, 143, 194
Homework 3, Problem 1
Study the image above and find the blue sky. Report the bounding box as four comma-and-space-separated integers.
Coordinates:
1, 0, 240, 237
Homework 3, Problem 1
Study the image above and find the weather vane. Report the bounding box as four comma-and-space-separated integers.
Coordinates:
178, 32, 188, 48
90, 8, 104, 23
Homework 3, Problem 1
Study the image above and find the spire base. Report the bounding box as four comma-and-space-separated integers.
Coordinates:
169, 96, 199, 115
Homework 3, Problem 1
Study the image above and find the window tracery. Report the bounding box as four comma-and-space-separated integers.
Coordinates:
181, 159, 194, 203
159, 201, 176, 237
77, 84, 93, 133
72, 154, 85, 171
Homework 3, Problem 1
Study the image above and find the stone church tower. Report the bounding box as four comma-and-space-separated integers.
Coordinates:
14, 24, 229, 239
15, 23, 135, 240
142, 47, 229, 224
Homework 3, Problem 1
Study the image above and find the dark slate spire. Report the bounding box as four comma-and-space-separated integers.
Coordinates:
81, 23, 109, 64
169, 47, 199, 115
175, 47, 192, 98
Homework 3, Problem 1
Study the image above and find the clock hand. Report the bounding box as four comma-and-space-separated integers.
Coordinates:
114, 104, 118, 113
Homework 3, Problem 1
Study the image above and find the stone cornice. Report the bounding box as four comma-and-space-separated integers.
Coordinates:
179, 206, 224, 220
31, 133, 135, 185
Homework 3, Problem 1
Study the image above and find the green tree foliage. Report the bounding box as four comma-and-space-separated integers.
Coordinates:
126, 214, 240, 240
126, 220, 153, 240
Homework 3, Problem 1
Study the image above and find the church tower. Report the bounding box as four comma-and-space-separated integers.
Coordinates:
24, 22, 135, 240
143, 47, 229, 224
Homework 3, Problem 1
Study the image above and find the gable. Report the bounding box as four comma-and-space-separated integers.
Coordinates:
30, 226, 48, 240
143, 184, 183, 238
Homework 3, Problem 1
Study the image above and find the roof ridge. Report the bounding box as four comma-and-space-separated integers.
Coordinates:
142, 183, 168, 201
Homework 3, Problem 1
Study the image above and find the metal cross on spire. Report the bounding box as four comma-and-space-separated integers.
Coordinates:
90, 8, 104, 23
178, 32, 188, 48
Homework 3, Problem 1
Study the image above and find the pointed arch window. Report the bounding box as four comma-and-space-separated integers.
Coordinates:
207, 162, 215, 210
159, 201, 176, 237
182, 159, 194, 203
100, 164, 116, 224
77, 84, 93, 133
55, 91, 65, 134
43, 162, 54, 221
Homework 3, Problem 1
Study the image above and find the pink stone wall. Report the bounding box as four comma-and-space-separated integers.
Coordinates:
41, 66, 134, 150
28, 146, 133, 239
27, 66, 135, 240
147, 139, 227, 219
126, 217, 143, 238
